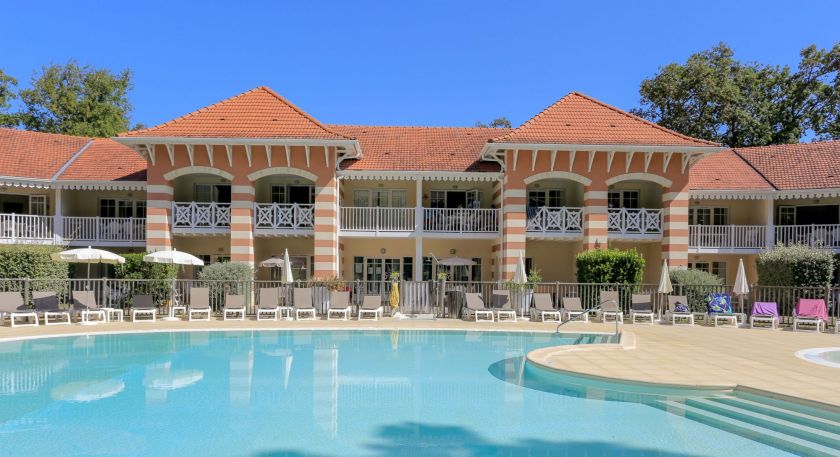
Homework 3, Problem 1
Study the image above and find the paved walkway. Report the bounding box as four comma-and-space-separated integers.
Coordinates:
1, 317, 839, 407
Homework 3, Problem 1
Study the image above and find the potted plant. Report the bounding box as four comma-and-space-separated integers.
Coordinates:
503, 270, 542, 314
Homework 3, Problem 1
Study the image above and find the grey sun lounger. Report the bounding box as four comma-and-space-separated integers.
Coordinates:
293, 287, 316, 320
491, 290, 517, 322
665, 295, 694, 325
327, 291, 352, 321
531, 293, 561, 322
188, 288, 212, 321
0, 291, 37, 327
561, 297, 589, 323
131, 294, 157, 322
597, 291, 623, 323
257, 287, 281, 321
630, 293, 655, 324
72, 290, 107, 324
464, 293, 494, 322
224, 294, 246, 321
358, 295, 384, 320
33, 291, 71, 326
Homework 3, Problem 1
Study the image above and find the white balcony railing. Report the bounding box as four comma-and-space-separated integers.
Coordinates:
63, 217, 146, 242
0, 213, 54, 242
689, 225, 767, 249
172, 202, 231, 229
423, 208, 499, 233
254, 203, 314, 230
340, 207, 415, 231
607, 208, 663, 235
776, 224, 840, 249
526, 207, 583, 234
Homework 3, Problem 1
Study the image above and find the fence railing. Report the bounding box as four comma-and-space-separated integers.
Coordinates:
254, 203, 314, 230
423, 208, 499, 233
340, 207, 415, 231
526, 207, 583, 233
0, 213, 55, 242
63, 217, 146, 242
0, 278, 835, 325
172, 202, 231, 229
689, 225, 768, 249
608, 208, 663, 235
775, 224, 840, 249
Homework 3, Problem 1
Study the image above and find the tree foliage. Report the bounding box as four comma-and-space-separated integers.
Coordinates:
114, 253, 178, 281
474, 117, 512, 128
16, 61, 133, 137
669, 268, 725, 312
0, 68, 18, 127
756, 244, 835, 287
633, 42, 840, 146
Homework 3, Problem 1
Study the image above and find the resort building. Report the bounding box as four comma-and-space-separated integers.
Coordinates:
1, 86, 839, 284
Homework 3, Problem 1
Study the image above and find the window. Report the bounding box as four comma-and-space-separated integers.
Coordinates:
430, 191, 446, 208
270, 185, 313, 204
689, 261, 727, 281
352, 189, 408, 207
777, 206, 796, 225
100, 199, 144, 218
525, 258, 534, 276
135, 201, 147, 219
429, 189, 482, 209
471, 258, 482, 282
195, 184, 231, 203
353, 256, 365, 281
29, 195, 48, 216
271, 185, 286, 204
100, 199, 117, 218
423, 256, 434, 280
528, 189, 565, 208
402, 257, 413, 280
689, 207, 728, 225
607, 190, 639, 209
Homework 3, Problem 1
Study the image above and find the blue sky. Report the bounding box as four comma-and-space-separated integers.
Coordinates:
5, 0, 840, 129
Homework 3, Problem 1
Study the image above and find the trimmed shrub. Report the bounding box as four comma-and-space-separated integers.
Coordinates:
669, 268, 724, 312
198, 262, 254, 303
115, 253, 178, 281
575, 248, 645, 284
0, 245, 69, 279
757, 244, 835, 287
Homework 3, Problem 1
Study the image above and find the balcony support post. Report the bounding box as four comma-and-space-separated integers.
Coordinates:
54, 188, 63, 244
230, 183, 255, 267
662, 188, 689, 268
583, 185, 608, 249
763, 198, 775, 249
146, 173, 173, 251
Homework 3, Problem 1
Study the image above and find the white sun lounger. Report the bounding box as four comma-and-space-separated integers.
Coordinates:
188, 288, 212, 321
223, 294, 246, 321
464, 293, 494, 322
358, 295, 384, 320
33, 292, 71, 326
665, 296, 694, 325
630, 293, 655, 324
531, 293, 561, 322
256, 287, 280, 321
293, 288, 316, 320
597, 291, 623, 323
561, 297, 589, 323
72, 290, 106, 324
491, 290, 517, 322
131, 294, 157, 322
0, 292, 37, 327
327, 291, 352, 320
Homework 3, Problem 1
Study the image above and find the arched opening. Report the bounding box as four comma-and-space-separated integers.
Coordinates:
606, 179, 664, 236
171, 173, 232, 230
525, 177, 585, 234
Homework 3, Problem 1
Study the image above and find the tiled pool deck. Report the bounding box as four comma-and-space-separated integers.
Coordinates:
1, 318, 838, 408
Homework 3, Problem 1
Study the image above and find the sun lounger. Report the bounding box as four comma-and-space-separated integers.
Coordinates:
793, 298, 828, 332
0, 292, 37, 327
531, 293, 561, 322
224, 294, 246, 321
33, 291, 71, 325
358, 295, 384, 320
257, 287, 280, 321
706, 293, 738, 327
665, 296, 694, 325
464, 293, 493, 322
293, 287, 316, 320
72, 290, 106, 324
188, 288, 212, 321
597, 291, 623, 323
630, 293, 655, 324
749, 301, 779, 329
491, 290, 517, 322
327, 291, 352, 320
561, 297, 589, 323
131, 294, 157, 322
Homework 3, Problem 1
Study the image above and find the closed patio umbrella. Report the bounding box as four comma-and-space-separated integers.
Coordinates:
143, 249, 205, 320
733, 258, 750, 314
281, 249, 294, 284
657, 260, 673, 320
513, 250, 527, 285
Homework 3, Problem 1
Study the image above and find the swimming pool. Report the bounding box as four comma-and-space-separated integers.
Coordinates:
0, 330, 822, 456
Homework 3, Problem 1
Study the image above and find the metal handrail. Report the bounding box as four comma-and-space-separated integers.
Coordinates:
555, 299, 621, 335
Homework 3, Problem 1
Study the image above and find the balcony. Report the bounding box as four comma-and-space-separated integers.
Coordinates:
0, 214, 55, 244
254, 203, 314, 235
689, 225, 768, 252
340, 207, 415, 234
423, 208, 499, 235
0, 213, 145, 245
172, 202, 231, 233
776, 224, 840, 249
526, 207, 583, 238
607, 208, 663, 238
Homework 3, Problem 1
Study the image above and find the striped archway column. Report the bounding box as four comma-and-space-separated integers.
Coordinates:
146, 177, 173, 251
491, 179, 503, 280
582, 183, 609, 250
501, 184, 526, 281
662, 188, 689, 268
313, 175, 339, 278
230, 179, 255, 266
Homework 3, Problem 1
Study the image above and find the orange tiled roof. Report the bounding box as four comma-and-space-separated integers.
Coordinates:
120, 86, 353, 140
330, 125, 507, 172
733, 141, 840, 190
58, 138, 146, 181
0, 128, 90, 180
689, 150, 774, 191
491, 92, 719, 147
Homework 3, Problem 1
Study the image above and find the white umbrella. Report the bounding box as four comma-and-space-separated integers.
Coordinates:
733, 258, 750, 314
657, 260, 673, 320
282, 248, 294, 283
143, 249, 204, 321
512, 250, 527, 284
259, 256, 285, 268
51, 246, 125, 282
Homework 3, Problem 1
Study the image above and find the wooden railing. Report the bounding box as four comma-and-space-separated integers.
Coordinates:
689, 225, 768, 249
607, 208, 663, 235
254, 203, 314, 230
63, 217, 146, 242
775, 224, 840, 249
172, 202, 231, 229
340, 207, 415, 231
526, 207, 583, 233
423, 208, 499, 233
0, 213, 54, 242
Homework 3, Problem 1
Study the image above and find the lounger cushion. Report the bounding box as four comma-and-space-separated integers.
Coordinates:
705, 293, 732, 314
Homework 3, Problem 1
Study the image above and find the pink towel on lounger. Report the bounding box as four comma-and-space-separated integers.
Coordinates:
794, 299, 829, 321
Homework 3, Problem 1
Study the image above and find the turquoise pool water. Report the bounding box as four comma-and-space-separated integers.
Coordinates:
0, 330, 800, 456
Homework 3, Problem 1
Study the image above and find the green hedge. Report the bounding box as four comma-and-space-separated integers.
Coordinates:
757, 244, 835, 287
115, 253, 178, 281
0, 245, 69, 279
575, 248, 645, 284
669, 268, 725, 312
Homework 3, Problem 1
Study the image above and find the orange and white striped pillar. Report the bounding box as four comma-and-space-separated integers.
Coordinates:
662, 188, 689, 268
146, 148, 173, 251
313, 172, 339, 278
500, 183, 526, 280
583, 183, 609, 250
230, 176, 255, 266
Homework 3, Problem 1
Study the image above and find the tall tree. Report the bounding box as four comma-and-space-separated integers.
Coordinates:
475, 117, 512, 128
0, 68, 18, 127
17, 61, 133, 137
632, 42, 839, 147
800, 43, 840, 140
